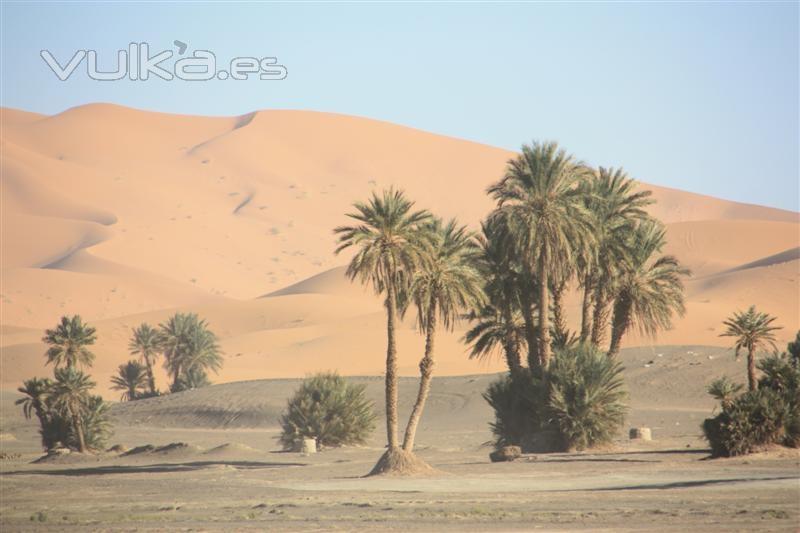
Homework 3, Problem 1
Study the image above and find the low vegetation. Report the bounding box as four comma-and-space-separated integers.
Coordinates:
17, 315, 112, 452
279, 373, 376, 451
17, 311, 224, 453
484, 344, 627, 452
703, 334, 799, 457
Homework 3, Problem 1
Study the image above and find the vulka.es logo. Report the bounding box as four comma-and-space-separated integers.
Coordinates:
40, 41, 288, 81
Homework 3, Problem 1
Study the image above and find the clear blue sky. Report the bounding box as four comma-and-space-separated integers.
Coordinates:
2, 2, 798, 211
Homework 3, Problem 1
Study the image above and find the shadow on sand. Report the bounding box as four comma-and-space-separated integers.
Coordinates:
5, 460, 307, 477
568, 475, 799, 492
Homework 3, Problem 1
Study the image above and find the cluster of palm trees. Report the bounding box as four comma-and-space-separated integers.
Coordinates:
466, 142, 690, 373
118, 312, 222, 399
335, 141, 690, 469
17, 312, 223, 452
16, 316, 110, 452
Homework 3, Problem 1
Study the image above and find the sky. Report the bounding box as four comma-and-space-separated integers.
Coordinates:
1, 2, 798, 212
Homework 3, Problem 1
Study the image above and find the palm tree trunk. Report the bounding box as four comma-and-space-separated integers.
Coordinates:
385, 283, 400, 450
579, 274, 593, 343
501, 304, 523, 375
608, 296, 631, 358
747, 348, 757, 391
145, 356, 157, 395
520, 290, 538, 369
71, 409, 87, 453
403, 299, 437, 452
551, 280, 567, 343
538, 252, 551, 368
590, 286, 610, 347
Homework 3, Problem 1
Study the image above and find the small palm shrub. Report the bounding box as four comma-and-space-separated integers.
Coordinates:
483, 368, 546, 448
702, 388, 788, 457
279, 373, 376, 451
547, 345, 627, 451
484, 344, 627, 452
707, 376, 745, 409
703, 351, 800, 455
171, 366, 211, 392
39, 395, 112, 451
758, 353, 800, 447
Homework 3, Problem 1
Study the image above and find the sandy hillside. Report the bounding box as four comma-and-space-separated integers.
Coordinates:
1, 104, 798, 396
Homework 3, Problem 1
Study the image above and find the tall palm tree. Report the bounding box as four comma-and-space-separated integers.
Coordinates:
49, 367, 94, 453
607, 219, 689, 358
720, 306, 782, 391
488, 141, 594, 368
42, 315, 97, 369
581, 168, 653, 346
159, 313, 223, 392
402, 219, 484, 452
468, 221, 528, 373
129, 323, 160, 395
334, 188, 432, 450
110, 361, 149, 401
15, 377, 52, 424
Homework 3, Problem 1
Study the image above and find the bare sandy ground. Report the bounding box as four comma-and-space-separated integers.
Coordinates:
2, 104, 799, 396
1, 346, 798, 531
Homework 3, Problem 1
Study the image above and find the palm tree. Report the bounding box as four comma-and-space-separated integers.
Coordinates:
110, 361, 149, 401
464, 304, 526, 375
15, 377, 51, 424
334, 188, 432, 451
720, 306, 782, 391
467, 221, 528, 374
49, 367, 94, 453
581, 168, 653, 346
159, 313, 223, 392
129, 323, 160, 395
42, 315, 97, 369
607, 219, 689, 358
402, 219, 484, 452
488, 141, 594, 368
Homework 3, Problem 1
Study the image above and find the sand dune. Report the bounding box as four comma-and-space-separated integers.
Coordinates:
1, 103, 798, 396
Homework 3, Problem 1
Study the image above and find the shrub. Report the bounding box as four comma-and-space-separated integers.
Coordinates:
279, 373, 376, 450
703, 388, 787, 457
706, 376, 744, 409
483, 369, 546, 449
484, 344, 627, 453
547, 344, 627, 451
40, 395, 112, 451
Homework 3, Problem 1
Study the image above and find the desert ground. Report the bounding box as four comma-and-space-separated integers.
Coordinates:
1, 104, 799, 530
2, 345, 799, 531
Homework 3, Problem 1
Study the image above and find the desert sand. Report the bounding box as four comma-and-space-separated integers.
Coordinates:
1, 345, 799, 530
1, 104, 798, 396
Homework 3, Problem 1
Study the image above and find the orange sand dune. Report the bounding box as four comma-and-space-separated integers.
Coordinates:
1, 104, 798, 396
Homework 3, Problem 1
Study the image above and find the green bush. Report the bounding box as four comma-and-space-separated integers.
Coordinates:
703, 341, 800, 456
547, 344, 627, 451
702, 388, 787, 457
484, 344, 627, 452
483, 369, 546, 449
39, 395, 112, 451
279, 373, 376, 451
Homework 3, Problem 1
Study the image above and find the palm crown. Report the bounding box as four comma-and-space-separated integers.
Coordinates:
42, 315, 97, 369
